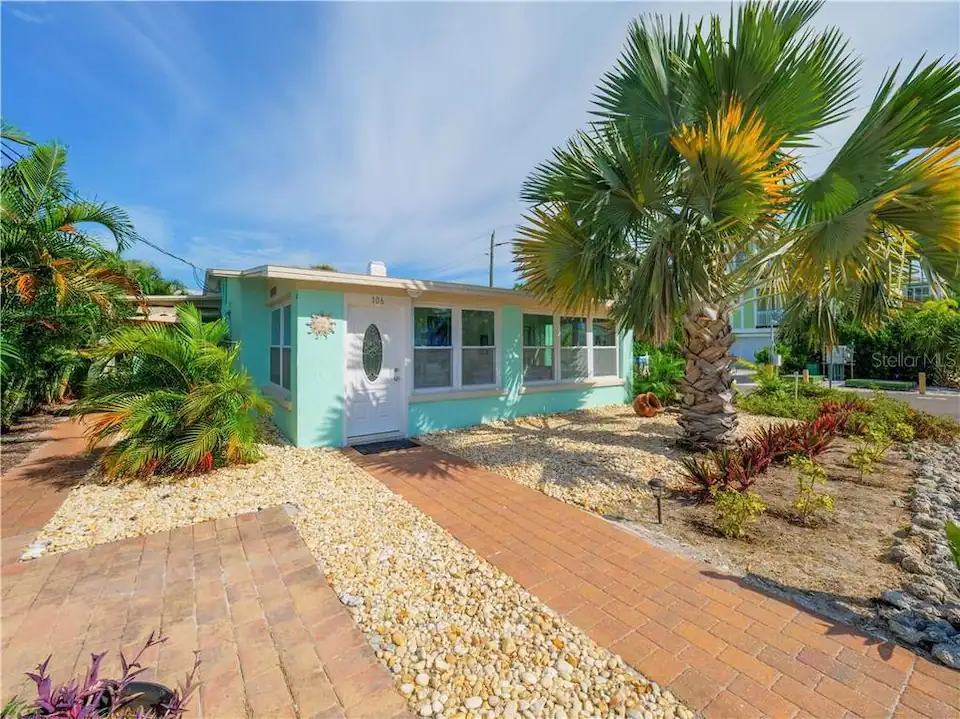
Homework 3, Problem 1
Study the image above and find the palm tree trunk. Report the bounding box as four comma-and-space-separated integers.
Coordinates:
677, 302, 738, 449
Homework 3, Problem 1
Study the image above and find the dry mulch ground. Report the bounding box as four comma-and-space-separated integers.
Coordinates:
421, 405, 915, 608
635, 438, 915, 604
0, 411, 64, 475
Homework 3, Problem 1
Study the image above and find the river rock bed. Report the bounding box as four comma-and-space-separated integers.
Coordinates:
879, 440, 960, 668
34, 441, 691, 718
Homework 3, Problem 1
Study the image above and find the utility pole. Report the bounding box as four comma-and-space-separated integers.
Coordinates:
488, 230, 495, 288
485, 230, 512, 287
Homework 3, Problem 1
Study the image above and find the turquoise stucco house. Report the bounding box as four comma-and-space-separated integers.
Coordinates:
206, 264, 633, 447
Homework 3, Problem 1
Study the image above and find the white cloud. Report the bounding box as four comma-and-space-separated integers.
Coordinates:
83, 2, 960, 286
208, 1, 957, 284
10, 8, 45, 24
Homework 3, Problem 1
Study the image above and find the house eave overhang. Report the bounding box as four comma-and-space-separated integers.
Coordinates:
207, 265, 536, 301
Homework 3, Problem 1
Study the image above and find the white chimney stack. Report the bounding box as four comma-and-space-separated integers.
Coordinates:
367, 261, 387, 277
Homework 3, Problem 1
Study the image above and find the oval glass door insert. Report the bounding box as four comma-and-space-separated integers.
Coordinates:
362, 324, 383, 381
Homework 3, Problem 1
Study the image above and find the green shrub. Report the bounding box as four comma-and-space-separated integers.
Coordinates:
75, 304, 271, 478
905, 408, 960, 442
788, 455, 835, 522
633, 348, 685, 403
845, 379, 915, 391
737, 383, 959, 444
947, 523, 960, 569
712, 489, 766, 538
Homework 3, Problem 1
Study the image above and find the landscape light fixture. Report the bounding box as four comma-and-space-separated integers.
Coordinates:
647, 477, 665, 524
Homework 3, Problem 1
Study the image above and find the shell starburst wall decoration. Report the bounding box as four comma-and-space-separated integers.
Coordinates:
307, 313, 336, 338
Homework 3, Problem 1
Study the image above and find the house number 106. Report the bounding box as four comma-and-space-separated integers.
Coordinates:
371, 295, 384, 305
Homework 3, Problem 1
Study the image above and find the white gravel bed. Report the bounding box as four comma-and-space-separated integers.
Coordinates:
36, 441, 691, 719
420, 405, 783, 515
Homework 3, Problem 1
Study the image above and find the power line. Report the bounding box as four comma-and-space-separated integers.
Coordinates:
2, 140, 215, 291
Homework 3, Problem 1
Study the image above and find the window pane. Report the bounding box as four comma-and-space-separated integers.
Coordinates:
462, 310, 495, 347
560, 317, 587, 347
270, 308, 281, 346
522, 314, 553, 347
523, 348, 554, 382
592, 319, 616, 347
282, 305, 292, 347
281, 348, 292, 390
270, 347, 282, 385
593, 347, 618, 377
561, 347, 588, 380
414, 308, 452, 347
361, 324, 383, 381
463, 348, 496, 386
414, 348, 452, 388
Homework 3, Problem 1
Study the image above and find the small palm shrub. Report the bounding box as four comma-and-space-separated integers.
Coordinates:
633, 348, 685, 403
788, 455, 834, 522
712, 489, 766, 538
75, 304, 271, 478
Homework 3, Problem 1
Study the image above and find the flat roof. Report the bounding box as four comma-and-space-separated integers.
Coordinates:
206, 265, 538, 301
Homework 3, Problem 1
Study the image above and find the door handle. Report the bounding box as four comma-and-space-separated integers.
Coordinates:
393, 368, 400, 382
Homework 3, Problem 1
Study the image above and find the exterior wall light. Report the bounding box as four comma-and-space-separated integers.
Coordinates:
647, 477, 665, 524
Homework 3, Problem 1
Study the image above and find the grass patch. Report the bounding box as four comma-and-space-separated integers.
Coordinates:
845, 378, 915, 391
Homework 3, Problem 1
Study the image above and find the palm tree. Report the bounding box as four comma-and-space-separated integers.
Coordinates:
76, 304, 271, 478
1, 125, 141, 426
514, 0, 960, 448
119, 258, 187, 295
1, 129, 138, 310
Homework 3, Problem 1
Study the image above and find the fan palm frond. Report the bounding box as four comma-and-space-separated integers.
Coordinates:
75, 304, 270, 479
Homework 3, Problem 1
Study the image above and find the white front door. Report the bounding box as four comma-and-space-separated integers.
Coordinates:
346, 303, 405, 441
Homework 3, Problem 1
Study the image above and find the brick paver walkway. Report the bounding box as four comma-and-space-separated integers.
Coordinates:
352, 445, 960, 719
1, 507, 410, 718
1, 417, 94, 565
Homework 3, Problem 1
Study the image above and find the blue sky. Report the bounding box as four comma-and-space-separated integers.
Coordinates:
3, 1, 958, 290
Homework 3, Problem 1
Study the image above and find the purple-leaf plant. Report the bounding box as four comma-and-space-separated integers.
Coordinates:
17, 632, 200, 718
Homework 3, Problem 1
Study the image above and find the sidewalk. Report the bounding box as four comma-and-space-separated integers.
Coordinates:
352, 445, 959, 719
1, 416, 96, 569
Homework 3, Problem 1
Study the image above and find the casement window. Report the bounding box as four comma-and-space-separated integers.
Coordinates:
413, 306, 499, 391
560, 316, 588, 380
592, 319, 618, 377
523, 312, 619, 384
269, 303, 292, 391
522, 313, 555, 382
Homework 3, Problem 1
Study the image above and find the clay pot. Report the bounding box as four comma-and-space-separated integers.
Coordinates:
632, 392, 664, 417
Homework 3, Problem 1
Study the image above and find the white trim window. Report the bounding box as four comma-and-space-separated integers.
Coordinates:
414, 306, 499, 391
522, 313, 555, 382
413, 307, 453, 389
461, 309, 497, 387
905, 283, 931, 302
560, 316, 588, 380
592, 319, 618, 377
522, 312, 618, 384
269, 303, 292, 391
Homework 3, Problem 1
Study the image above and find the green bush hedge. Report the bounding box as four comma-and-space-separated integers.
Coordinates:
845, 379, 915, 391
734, 369, 960, 443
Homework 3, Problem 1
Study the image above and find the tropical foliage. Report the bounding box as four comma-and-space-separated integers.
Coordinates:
633, 344, 685, 402
1, 123, 138, 427
118, 258, 187, 295
513, 1, 960, 448
75, 304, 270, 479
